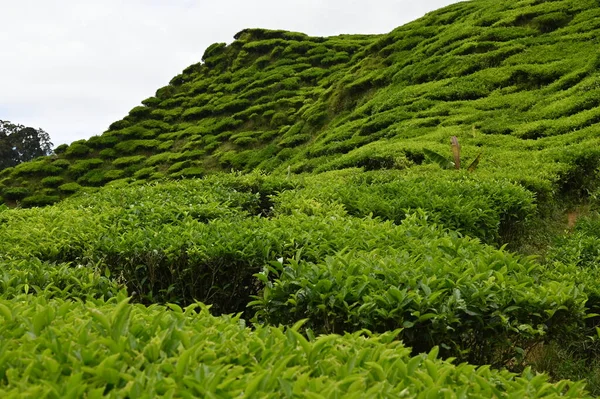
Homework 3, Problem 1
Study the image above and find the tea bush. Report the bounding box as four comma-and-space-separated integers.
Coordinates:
279, 170, 537, 245
0, 258, 119, 301
0, 172, 588, 369
21, 194, 61, 207
0, 294, 588, 398
252, 212, 586, 365
40, 176, 64, 188
11, 160, 61, 177
63, 142, 91, 158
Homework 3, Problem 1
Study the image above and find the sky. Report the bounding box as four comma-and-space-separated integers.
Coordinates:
0, 0, 462, 146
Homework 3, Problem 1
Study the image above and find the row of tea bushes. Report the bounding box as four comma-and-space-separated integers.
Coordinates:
545, 212, 600, 335
251, 212, 586, 365
0, 257, 119, 301
0, 171, 539, 308
0, 293, 590, 398
0, 172, 593, 367
277, 169, 537, 245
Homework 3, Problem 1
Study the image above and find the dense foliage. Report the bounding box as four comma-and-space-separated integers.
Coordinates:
0, 173, 596, 396
1, 294, 590, 398
2, 0, 600, 395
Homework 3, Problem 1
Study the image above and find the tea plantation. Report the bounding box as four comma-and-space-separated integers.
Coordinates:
2, 0, 600, 396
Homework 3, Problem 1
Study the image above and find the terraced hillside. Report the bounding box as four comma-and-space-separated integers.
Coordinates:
2, 0, 600, 207
3, 0, 600, 396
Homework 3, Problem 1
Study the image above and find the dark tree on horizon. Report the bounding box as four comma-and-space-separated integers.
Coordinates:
0, 120, 53, 170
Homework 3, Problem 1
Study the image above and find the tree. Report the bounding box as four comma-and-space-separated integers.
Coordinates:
0, 120, 53, 170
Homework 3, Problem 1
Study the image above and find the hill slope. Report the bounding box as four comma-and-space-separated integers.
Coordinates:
2, 0, 600, 207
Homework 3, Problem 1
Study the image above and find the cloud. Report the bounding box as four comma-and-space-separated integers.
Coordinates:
0, 0, 461, 145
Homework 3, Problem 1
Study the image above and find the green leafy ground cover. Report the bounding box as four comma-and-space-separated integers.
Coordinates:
0, 172, 598, 396
1, 294, 589, 398
2, 0, 600, 395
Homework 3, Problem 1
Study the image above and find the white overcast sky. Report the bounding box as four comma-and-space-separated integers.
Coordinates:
0, 0, 462, 146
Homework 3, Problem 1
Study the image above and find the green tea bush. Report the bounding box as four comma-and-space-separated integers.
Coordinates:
67, 159, 104, 180
58, 182, 82, 194
252, 212, 586, 364
40, 176, 64, 188
202, 42, 227, 62
0, 294, 588, 398
98, 148, 118, 159
145, 152, 182, 166
314, 143, 412, 172
112, 155, 146, 167
11, 161, 61, 177
167, 160, 191, 174
128, 105, 152, 119
181, 105, 214, 120
114, 140, 161, 154
531, 12, 572, 32
132, 167, 155, 180
108, 119, 132, 131
64, 142, 92, 158
543, 212, 600, 369
103, 169, 126, 181
21, 195, 61, 207
51, 159, 70, 169
0, 171, 576, 370
110, 126, 158, 139
77, 170, 107, 186
2, 187, 30, 201
284, 170, 537, 245
53, 144, 69, 154
86, 134, 119, 149
0, 258, 119, 300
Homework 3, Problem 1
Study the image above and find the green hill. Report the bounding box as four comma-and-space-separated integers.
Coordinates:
2, 0, 600, 208
2, 0, 600, 396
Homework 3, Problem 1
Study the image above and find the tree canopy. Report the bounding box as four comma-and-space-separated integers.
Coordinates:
0, 120, 53, 170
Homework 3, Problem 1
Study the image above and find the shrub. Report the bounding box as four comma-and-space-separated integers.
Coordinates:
11, 161, 61, 177
128, 105, 152, 119
145, 152, 182, 166
99, 148, 118, 159
108, 119, 132, 131
2, 187, 30, 201
182, 106, 214, 120
41, 176, 65, 188
53, 144, 68, 155
278, 171, 537, 245
51, 159, 71, 169
157, 140, 174, 151
167, 161, 191, 173
103, 169, 126, 181
112, 155, 146, 167
68, 159, 105, 179
64, 142, 91, 158
21, 195, 60, 207
133, 167, 155, 179
531, 12, 572, 33
252, 213, 586, 365
202, 42, 227, 62
77, 170, 107, 186
0, 295, 587, 397
115, 140, 161, 154
58, 182, 82, 193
